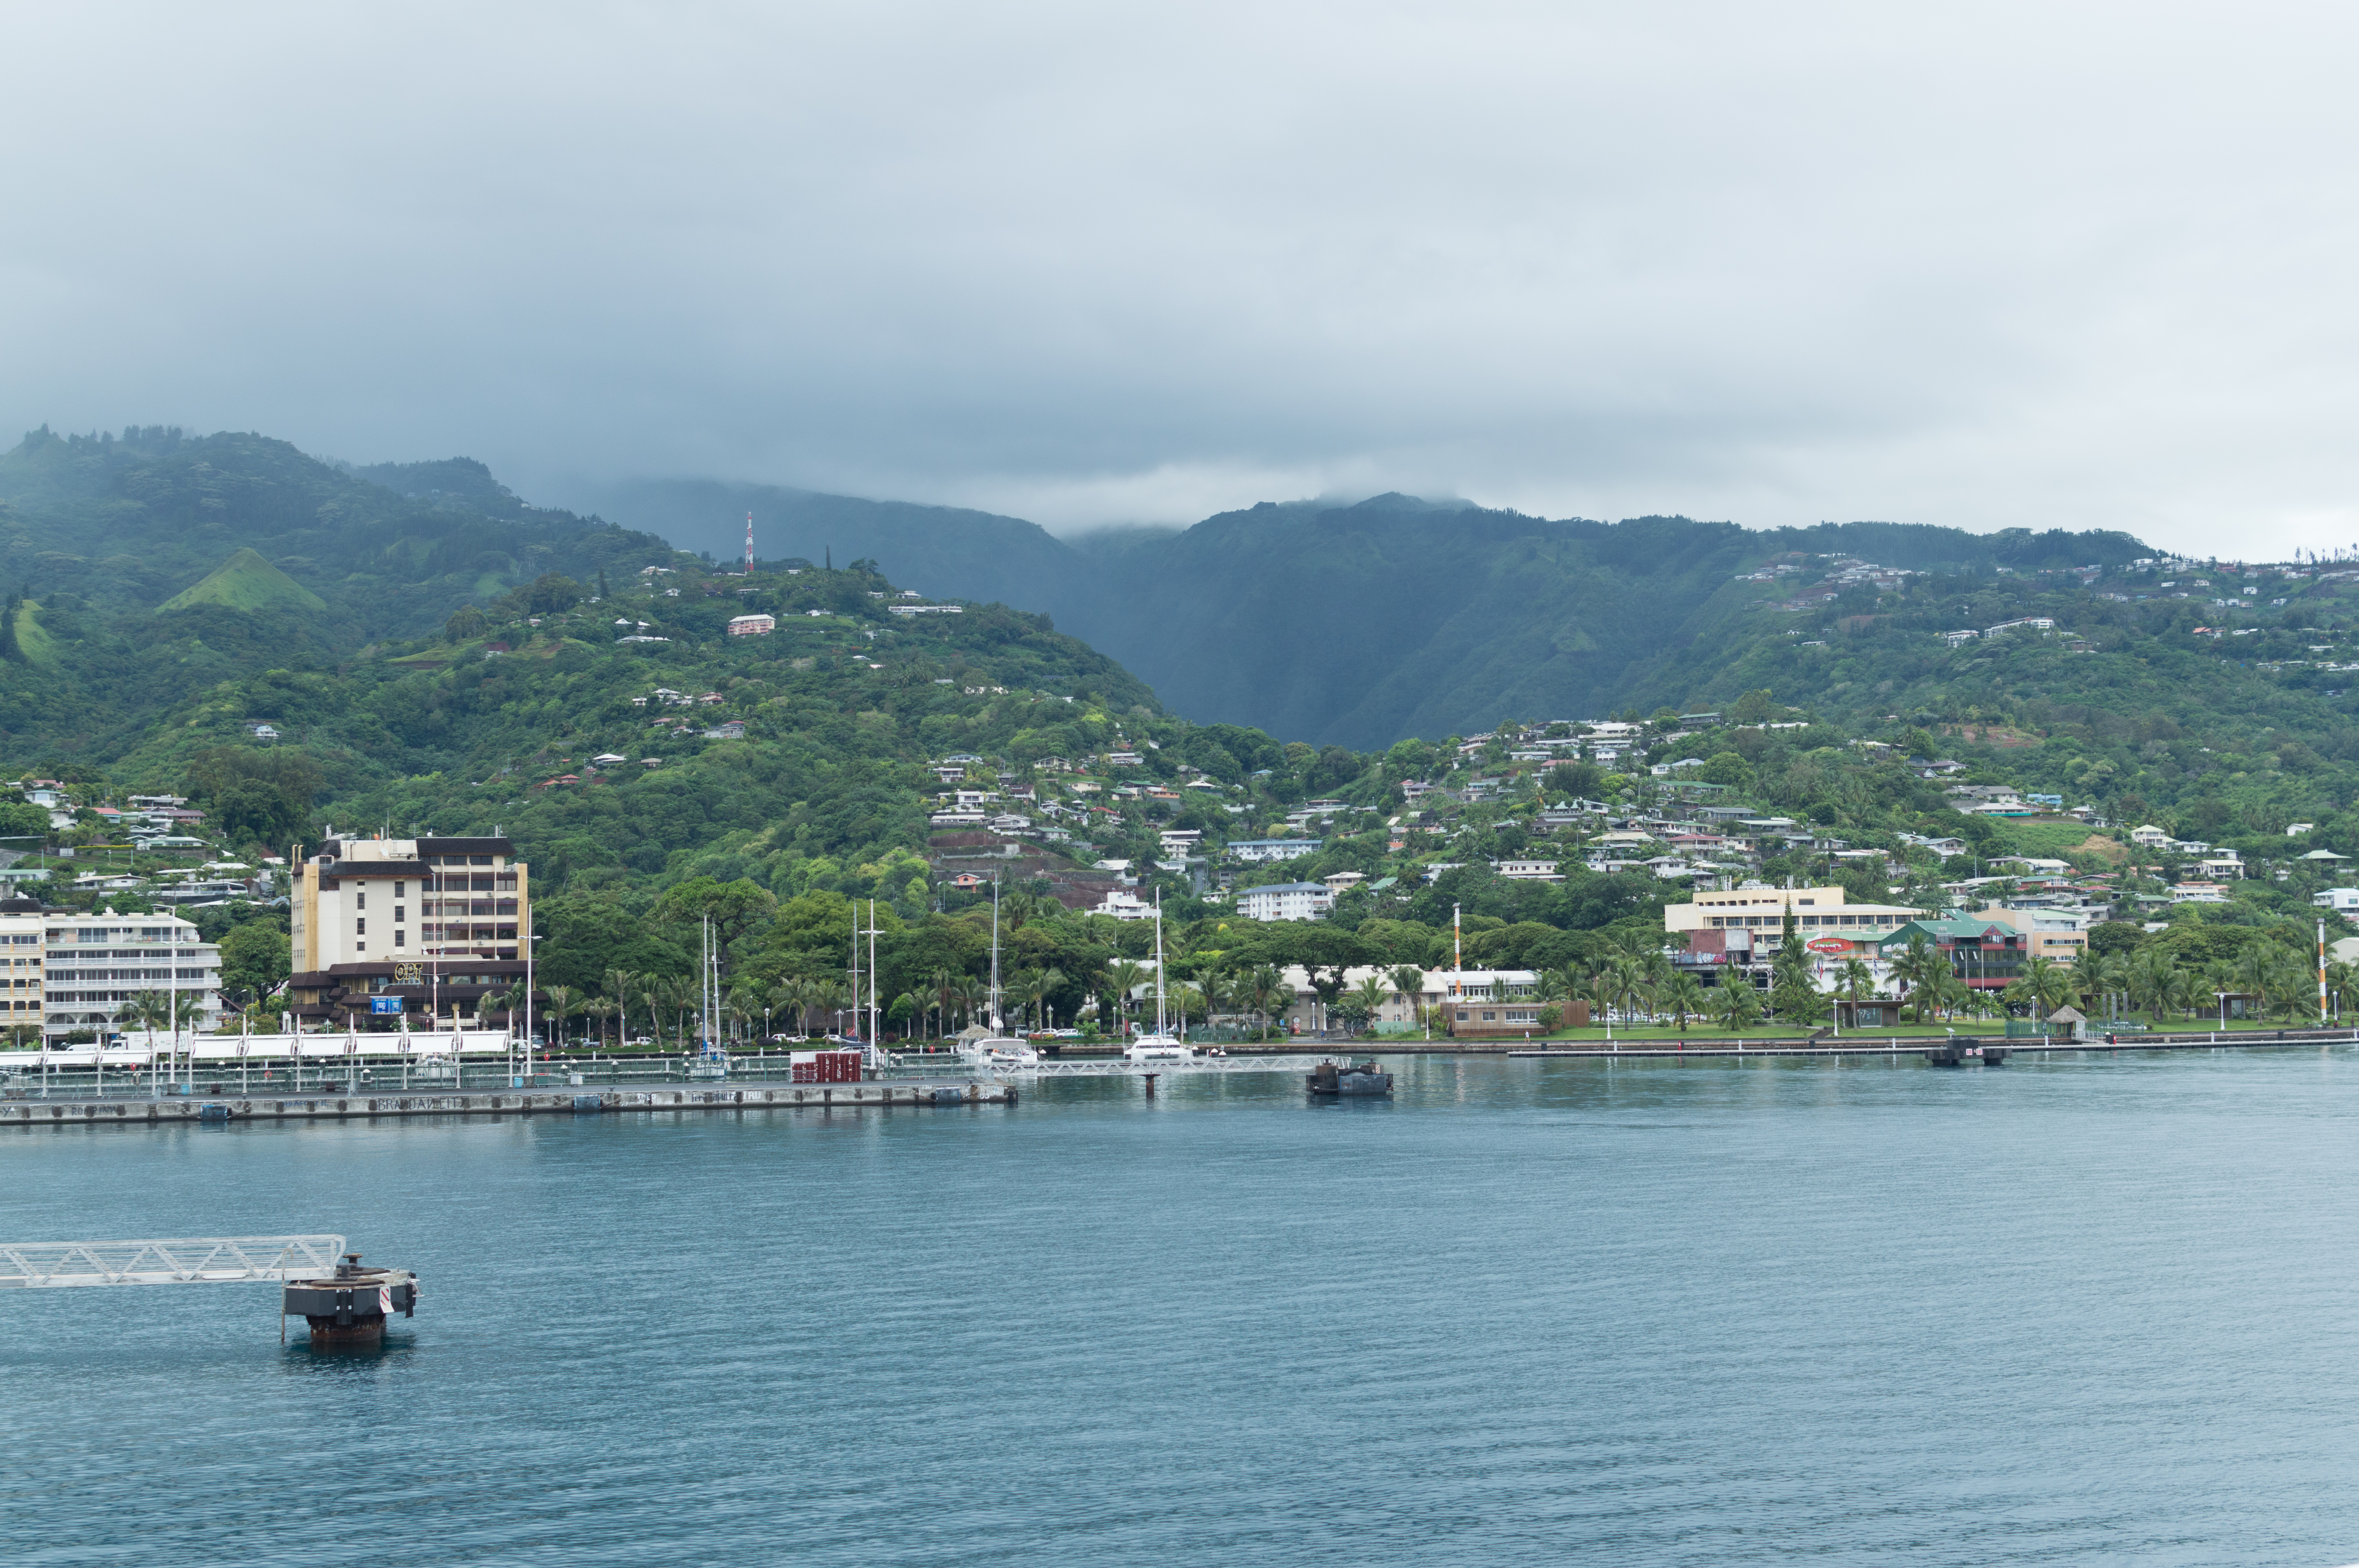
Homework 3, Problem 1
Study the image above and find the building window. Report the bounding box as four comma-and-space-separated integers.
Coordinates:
394, 931, 405, 948
356, 918, 366, 935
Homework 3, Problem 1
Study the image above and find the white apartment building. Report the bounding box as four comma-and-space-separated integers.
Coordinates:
1238, 881, 1335, 922
36, 907, 222, 1040
1665, 885, 1923, 937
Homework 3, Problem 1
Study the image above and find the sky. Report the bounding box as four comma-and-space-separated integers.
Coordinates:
7, 3, 2359, 556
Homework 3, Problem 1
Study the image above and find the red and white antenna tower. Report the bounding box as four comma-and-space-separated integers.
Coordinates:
743, 511, 754, 573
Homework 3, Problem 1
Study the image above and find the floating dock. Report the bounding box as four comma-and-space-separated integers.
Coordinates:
0, 1080, 1013, 1128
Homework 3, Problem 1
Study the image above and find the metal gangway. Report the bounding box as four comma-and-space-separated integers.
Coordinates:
0, 1235, 347, 1289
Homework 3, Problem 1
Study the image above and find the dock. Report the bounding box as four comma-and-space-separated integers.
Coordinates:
0, 1080, 1014, 1128
1507, 1027, 2359, 1061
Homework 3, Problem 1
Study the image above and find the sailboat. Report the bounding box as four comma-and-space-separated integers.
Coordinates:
963, 879, 1039, 1068
1123, 889, 1194, 1063
688, 915, 729, 1079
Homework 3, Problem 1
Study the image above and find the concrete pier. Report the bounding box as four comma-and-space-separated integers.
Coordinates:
0, 1080, 1014, 1128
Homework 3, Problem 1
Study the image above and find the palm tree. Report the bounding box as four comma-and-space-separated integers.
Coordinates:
952, 974, 988, 1033
1888, 932, 1943, 1022
542, 984, 575, 1047
1245, 963, 1288, 1039
1707, 978, 1761, 1033
1659, 971, 1706, 1034
1345, 975, 1391, 1036
1024, 966, 1066, 1032
2014, 954, 2072, 1022
891, 989, 924, 1042
658, 974, 697, 1048
1103, 960, 1149, 1034
2328, 958, 2359, 1021
603, 967, 640, 1048
2128, 949, 2178, 1024
930, 965, 958, 1040
1388, 964, 1428, 1032
1835, 956, 1877, 1023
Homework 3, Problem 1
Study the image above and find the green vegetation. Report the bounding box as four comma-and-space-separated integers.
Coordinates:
15, 425, 2359, 1045
159, 547, 327, 613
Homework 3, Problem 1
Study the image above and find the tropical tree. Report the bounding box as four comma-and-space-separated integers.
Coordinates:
1388, 964, 1428, 1031
541, 984, 575, 1046
1023, 966, 1066, 1031
1659, 971, 1706, 1034
2016, 954, 2075, 1019
1707, 978, 1761, 1033
1835, 956, 1877, 1009
1244, 963, 1289, 1038
2127, 948, 2179, 1023
603, 967, 640, 1048
1888, 932, 1944, 1022
2328, 958, 2359, 1022
1345, 975, 1391, 1035
1104, 960, 1149, 1033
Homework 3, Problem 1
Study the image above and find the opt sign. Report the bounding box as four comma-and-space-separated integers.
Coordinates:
1805, 937, 1852, 955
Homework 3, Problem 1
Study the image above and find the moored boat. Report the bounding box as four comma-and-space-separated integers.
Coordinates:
1306, 1059, 1392, 1096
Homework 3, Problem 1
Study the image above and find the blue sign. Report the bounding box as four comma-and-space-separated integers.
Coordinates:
369, 997, 403, 1014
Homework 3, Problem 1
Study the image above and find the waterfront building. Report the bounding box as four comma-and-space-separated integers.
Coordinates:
37, 906, 222, 1041
287, 835, 529, 1031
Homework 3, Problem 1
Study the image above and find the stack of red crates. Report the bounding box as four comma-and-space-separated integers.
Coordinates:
789, 1050, 862, 1083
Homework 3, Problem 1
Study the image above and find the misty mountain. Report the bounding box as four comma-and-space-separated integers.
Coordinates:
572, 475, 2154, 747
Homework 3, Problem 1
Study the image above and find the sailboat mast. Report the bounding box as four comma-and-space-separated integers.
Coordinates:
990, 878, 1001, 1030
1154, 889, 1166, 1035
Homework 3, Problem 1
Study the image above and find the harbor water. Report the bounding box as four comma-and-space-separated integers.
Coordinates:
6, 1049, 2359, 1566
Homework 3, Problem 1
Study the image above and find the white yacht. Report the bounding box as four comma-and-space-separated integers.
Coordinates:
1122, 890, 1195, 1063
973, 1036, 1040, 1068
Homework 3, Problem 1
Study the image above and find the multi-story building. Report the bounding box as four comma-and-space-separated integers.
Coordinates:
37, 905, 222, 1040
287, 836, 529, 1030
1238, 881, 1334, 922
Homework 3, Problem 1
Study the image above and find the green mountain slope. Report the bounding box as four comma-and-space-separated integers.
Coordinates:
0, 426, 690, 759
159, 547, 328, 613
578, 478, 2156, 747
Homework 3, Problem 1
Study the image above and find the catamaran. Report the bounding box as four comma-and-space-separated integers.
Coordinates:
1123, 889, 1194, 1063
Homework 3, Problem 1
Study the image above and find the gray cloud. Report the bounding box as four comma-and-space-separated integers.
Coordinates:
6, 2, 2359, 555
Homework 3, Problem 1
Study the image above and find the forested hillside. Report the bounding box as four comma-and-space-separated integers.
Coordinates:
574, 478, 2165, 746
0, 427, 679, 757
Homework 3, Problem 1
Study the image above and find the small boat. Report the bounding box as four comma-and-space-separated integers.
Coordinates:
1123, 1034, 1194, 1063
967, 1036, 1040, 1068
1306, 1060, 1392, 1096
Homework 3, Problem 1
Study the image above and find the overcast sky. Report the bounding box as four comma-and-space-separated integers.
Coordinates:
7, 3, 2359, 555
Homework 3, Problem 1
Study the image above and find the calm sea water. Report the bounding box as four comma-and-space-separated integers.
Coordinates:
5, 1050, 2359, 1566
